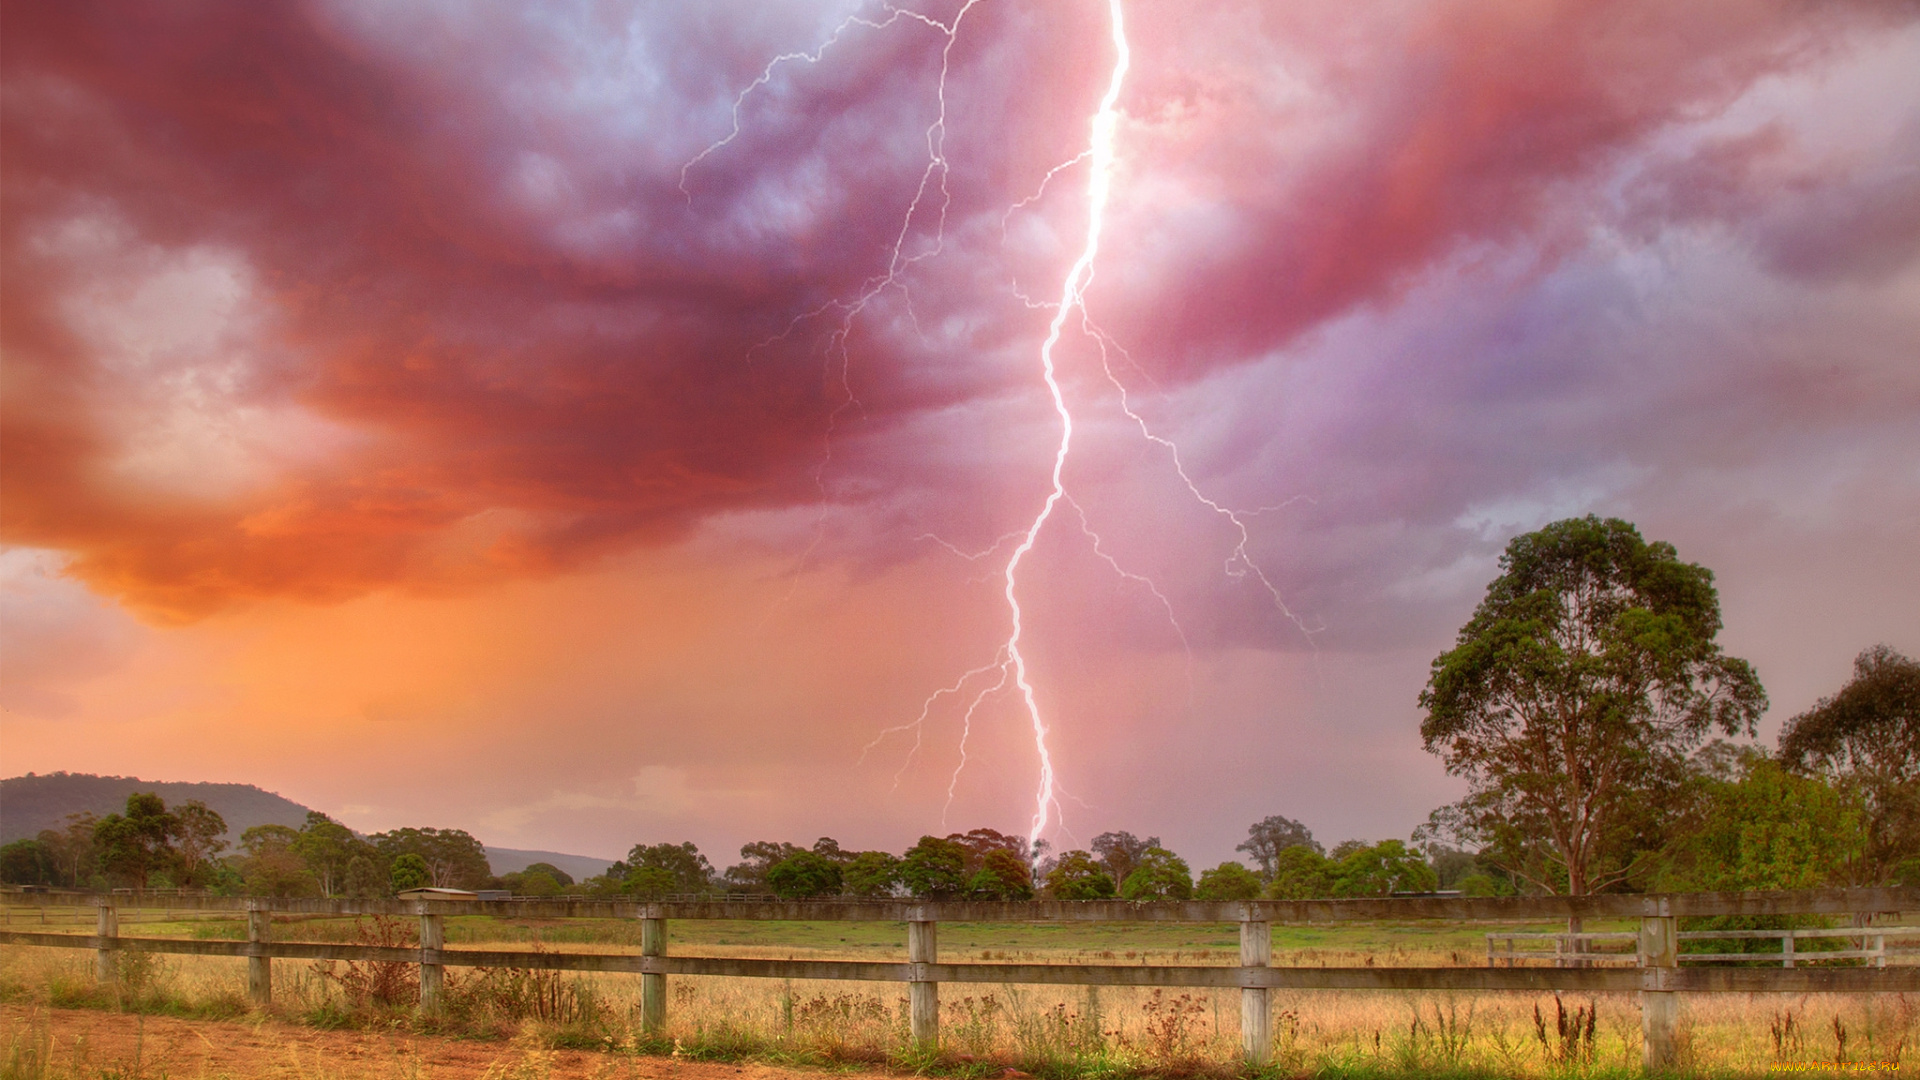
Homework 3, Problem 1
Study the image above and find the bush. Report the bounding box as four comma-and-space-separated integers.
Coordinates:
447, 961, 615, 1044
390, 853, 430, 892
314, 916, 420, 1009
1457, 872, 1511, 897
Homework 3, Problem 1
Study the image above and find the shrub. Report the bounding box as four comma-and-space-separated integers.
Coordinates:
1457, 872, 1510, 897
390, 853, 430, 893
314, 916, 420, 1009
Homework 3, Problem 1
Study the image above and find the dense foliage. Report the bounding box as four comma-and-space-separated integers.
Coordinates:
1419, 516, 1766, 894
1778, 645, 1920, 884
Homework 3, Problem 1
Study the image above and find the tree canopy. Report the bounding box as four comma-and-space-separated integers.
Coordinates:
1778, 645, 1920, 883
1090, 831, 1158, 888
900, 836, 969, 898
1237, 815, 1319, 880
372, 827, 492, 890
966, 848, 1035, 900
1265, 845, 1334, 899
766, 850, 843, 898
1419, 516, 1765, 894
1118, 846, 1192, 900
93, 793, 179, 888
1196, 861, 1263, 900
841, 851, 902, 897
1044, 850, 1116, 899
619, 841, 714, 895
1660, 753, 1866, 892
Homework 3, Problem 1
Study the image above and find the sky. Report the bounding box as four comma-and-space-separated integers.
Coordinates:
3, 0, 1918, 871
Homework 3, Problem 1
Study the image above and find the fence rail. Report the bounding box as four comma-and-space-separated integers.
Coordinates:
1485, 926, 1920, 968
7, 885, 1916, 921
4, 886, 1917, 1074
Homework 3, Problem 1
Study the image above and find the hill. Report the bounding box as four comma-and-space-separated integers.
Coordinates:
0, 773, 617, 881
0, 772, 312, 844
483, 847, 616, 882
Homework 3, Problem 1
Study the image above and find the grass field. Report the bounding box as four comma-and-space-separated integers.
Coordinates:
3, 908, 1916, 1077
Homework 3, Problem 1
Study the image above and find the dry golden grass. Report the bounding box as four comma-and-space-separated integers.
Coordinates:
5, 914, 1920, 1077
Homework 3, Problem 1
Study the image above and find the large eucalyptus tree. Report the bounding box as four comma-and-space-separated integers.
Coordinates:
1419, 516, 1765, 895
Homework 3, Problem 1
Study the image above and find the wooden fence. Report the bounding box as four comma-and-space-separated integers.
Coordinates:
4, 887, 1918, 1072
1487, 926, 1919, 968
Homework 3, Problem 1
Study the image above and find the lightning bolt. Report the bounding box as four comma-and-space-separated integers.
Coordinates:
998, 0, 1129, 846
689, 2, 984, 617
1066, 494, 1194, 697
697, 2, 1307, 853
1081, 318, 1324, 643
680, 5, 960, 203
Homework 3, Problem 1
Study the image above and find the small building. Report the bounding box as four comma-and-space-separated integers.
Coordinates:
474, 890, 511, 902
397, 887, 477, 901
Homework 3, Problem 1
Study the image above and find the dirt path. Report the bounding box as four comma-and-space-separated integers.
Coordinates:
0, 1005, 899, 1080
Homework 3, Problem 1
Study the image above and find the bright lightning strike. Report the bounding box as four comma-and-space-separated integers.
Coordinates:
696, 1, 1306, 854
999, 0, 1130, 847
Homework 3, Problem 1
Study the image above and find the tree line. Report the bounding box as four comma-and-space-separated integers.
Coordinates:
3, 518, 1912, 903
0, 802, 533, 898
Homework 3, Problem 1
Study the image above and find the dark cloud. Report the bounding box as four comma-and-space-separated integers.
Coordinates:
1099, 0, 1912, 371
2, 0, 1914, 624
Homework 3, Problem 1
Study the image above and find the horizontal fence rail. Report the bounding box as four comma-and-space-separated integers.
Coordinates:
4, 886, 1916, 1074
1486, 926, 1920, 967
7, 885, 1918, 921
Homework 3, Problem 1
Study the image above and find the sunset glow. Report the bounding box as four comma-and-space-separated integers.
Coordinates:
4, 1, 1918, 866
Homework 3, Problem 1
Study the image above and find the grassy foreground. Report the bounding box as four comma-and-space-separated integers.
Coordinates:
2, 911, 1916, 1077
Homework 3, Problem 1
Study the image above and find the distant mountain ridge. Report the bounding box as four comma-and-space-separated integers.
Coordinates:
0, 772, 311, 844
483, 847, 616, 882
0, 773, 616, 880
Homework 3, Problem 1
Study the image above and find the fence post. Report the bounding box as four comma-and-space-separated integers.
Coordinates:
908, 913, 939, 1049
247, 902, 272, 1006
1240, 910, 1271, 1063
1782, 933, 1794, 970
1640, 906, 1678, 1072
641, 906, 667, 1034
94, 898, 118, 984
418, 904, 444, 1012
